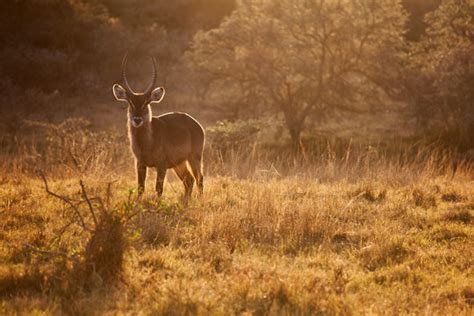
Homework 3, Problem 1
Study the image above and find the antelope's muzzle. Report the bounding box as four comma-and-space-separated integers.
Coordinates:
132, 116, 143, 127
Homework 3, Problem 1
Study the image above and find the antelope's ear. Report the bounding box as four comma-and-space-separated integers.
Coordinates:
112, 84, 128, 102
149, 87, 165, 104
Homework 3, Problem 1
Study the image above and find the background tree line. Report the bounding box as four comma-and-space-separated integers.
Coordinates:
0, 0, 472, 152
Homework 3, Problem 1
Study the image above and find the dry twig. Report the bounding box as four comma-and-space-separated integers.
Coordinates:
39, 172, 93, 232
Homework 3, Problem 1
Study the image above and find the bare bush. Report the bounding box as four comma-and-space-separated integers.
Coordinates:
1, 118, 130, 176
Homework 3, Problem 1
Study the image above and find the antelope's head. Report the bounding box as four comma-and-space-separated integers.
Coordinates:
112, 55, 165, 128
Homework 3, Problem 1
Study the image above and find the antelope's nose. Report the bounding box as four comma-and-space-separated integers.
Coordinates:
133, 117, 143, 125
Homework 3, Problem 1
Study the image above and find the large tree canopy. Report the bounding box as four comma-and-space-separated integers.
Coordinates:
188, 0, 408, 149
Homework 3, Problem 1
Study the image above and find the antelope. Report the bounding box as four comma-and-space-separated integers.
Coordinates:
112, 55, 204, 201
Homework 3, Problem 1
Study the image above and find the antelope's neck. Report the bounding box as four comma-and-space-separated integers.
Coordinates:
128, 122, 153, 159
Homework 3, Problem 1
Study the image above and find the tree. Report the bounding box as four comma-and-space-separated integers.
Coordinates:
0, 0, 114, 93
409, 0, 474, 149
188, 0, 407, 151
102, 0, 236, 31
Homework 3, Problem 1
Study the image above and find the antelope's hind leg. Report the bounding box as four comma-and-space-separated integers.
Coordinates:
173, 162, 194, 203
188, 156, 204, 195
155, 166, 167, 198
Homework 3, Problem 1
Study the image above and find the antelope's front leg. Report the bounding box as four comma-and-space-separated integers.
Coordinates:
136, 161, 147, 196
155, 166, 166, 198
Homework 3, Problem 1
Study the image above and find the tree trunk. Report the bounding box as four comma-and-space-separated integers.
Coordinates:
289, 126, 302, 154
283, 109, 305, 155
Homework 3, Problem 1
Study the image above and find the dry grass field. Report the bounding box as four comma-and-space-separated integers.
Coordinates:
1, 1, 473, 314
0, 127, 473, 314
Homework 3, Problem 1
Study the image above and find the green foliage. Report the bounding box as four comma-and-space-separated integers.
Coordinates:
206, 119, 261, 150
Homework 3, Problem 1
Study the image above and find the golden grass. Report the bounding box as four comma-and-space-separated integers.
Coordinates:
0, 155, 473, 314
0, 120, 473, 313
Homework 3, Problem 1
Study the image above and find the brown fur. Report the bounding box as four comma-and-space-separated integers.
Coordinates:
113, 56, 204, 200
129, 108, 205, 199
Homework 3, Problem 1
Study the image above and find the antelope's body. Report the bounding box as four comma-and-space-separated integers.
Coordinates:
113, 55, 204, 200
129, 112, 204, 168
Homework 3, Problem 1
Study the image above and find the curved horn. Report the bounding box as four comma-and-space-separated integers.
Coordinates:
121, 53, 134, 93
145, 57, 157, 95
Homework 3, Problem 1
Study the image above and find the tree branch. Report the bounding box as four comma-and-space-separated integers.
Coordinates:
25, 243, 81, 265
80, 180, 98, 228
